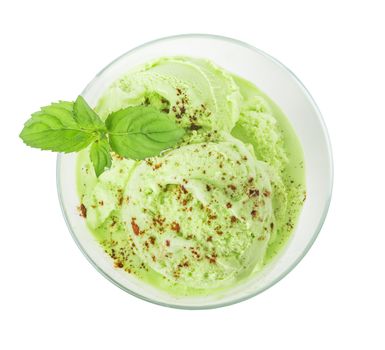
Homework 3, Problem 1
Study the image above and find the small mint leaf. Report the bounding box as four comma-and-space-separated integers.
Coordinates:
90, 138, 112, 177
74, 96, 105, 130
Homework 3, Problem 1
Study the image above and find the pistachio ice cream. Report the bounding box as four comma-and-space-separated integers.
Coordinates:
77, 56, 306, 295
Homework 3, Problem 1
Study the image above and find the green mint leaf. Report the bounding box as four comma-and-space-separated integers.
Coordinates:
105, 106, 185, 160
74, 96, 105, 130
90, 138, 112, 177
19, 101, 98, 153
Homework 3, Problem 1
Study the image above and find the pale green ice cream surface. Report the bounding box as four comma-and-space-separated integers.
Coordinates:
77, 56, 306, 296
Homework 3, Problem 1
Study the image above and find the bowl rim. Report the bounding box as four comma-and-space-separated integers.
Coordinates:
56, 33, 334, 310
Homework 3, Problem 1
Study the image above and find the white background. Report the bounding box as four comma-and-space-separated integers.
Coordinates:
1, 1, 384, 349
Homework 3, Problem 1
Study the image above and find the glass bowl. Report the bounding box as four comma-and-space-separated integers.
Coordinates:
57, 34, 333, 309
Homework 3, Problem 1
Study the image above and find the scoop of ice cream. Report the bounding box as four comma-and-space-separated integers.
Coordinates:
95, 57, 241, 132
231, 75, 289, 244
121, 137, 275, 289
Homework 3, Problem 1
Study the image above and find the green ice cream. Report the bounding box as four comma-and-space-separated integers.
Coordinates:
77, 56, 306, 295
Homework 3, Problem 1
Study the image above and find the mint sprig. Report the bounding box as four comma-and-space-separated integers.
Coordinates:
19, 96, 185, 177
